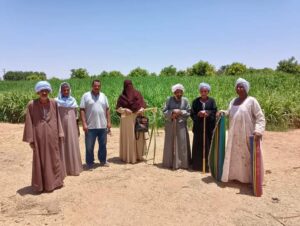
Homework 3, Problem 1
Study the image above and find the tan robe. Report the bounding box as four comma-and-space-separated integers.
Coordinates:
58, 107, 82, 176
117, 108, 146, 163
23, 99, 65, 192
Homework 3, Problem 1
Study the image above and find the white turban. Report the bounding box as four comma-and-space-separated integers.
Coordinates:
235, 78, 250, 93
171, 83, 184, 93
35, 81, 52, 93
198, 82, 211, 91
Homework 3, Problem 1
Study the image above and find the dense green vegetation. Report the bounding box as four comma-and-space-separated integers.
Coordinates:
3, 57, 299, 81
3, 71, 46, 81
0, 71, 299, 130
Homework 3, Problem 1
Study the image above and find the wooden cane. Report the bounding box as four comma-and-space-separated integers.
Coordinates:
202, 116, 206, 174
173, 118, 177, 170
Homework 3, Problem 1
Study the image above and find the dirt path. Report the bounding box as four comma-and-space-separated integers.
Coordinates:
0, 123, 300, 226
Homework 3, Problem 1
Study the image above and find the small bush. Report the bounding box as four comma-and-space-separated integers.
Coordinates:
159, 65, 177, 76
128, 67, 149, 77
187, 61, 215, 76
276, 57, 300, 74
225, 62, 247, 75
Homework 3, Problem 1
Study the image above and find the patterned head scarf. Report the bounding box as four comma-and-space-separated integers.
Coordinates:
35, 81, 52, 93
55, 82, 78, 108
171, 83, 185, 93
198, 82, 211, 91
235, 78, 250, 93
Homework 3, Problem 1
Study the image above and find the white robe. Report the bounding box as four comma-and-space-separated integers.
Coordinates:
221, 96, 265, 183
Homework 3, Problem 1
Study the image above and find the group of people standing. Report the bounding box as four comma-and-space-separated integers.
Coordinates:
23, 77, 265, 193
23, 80, 111, 192
162, 78, 266, 186
23, 81, 82, 192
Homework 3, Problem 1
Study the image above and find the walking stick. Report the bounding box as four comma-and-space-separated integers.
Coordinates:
202, 116, 206, 174
173, 118, 177, 170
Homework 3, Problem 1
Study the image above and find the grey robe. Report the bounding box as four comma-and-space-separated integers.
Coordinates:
23, 99, 65, 192
162, 96, 191, 169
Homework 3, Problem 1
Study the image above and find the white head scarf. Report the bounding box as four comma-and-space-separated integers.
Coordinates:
35, 81, 52, 93
198, 82, 211, 91
235, 78, 250, 93
171, 83, 184, 93
55, 82, 78, 108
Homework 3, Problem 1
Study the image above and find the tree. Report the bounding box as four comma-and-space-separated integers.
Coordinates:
128, 67, 149, 77
159, 65, 177, 76
49, 77, 61, 81
150, 72, 158, 76
225, 62, 247, 75
276, 57, 300, 74
3, 71, 46, 80
176, 70, 187, 77
26, 74, 42, 80
247, 67, 274, 74
99, 71, 109, 77
187, 61, 215, 76
70, 68, 89, 79
217, 65, 229, 75
108, 71, 124, 77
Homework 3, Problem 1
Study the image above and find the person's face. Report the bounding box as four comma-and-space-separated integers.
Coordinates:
38, 89, 49, 100
236, 84, 247, 97
200, 88, 209, 99
92, 81, 101, 94
174, 90, 183, 100
62, 86, 70, 97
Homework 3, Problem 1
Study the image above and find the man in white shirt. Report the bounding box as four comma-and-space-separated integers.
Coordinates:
80, 80, 111, 168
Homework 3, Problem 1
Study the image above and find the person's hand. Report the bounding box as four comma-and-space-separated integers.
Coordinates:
107, 121, 112, 129
59, 137, 65, 143
254, 132, 262, 142
173, 109, 181, 114
171, 112, 178, 120
29, 142, 35, 149
216, 110, 226, 117
125, 108, 132, 115
83, 123, 88, 133
172, 109, 181, 119
137, 108, 144, 116
197, 110, 206, 118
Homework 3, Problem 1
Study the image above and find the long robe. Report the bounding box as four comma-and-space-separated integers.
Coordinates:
117, 109, 146, 163
58, 107, 83, 176
162, 96, 191, 169
191, 97, 217, 171
221, 96, 265, 183
23, 99, 65, 192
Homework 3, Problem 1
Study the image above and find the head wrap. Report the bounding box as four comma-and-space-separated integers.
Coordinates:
171, 83, 185, 93
235, 78, 250, 93
55, 82, 78, 108
116, 80, 146, 112
198, 82, 211, 91
35, 81, 52, 93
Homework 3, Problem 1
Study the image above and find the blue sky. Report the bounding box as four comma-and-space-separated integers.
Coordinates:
0, 0, 299, 78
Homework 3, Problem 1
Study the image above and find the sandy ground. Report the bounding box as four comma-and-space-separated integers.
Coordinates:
0, 123, 300, 226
